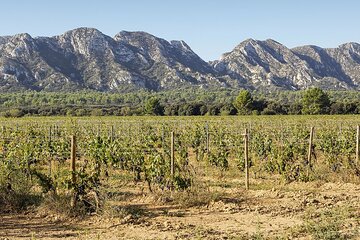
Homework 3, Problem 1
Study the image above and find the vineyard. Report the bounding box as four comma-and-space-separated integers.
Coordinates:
1, 115, 360, 239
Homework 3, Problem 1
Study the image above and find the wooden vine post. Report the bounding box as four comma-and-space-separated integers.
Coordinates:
307, 127, 314, 165
356, 125, 359, 164
110, 125, 115, 142
162, 124, 165, 149
170, 131, 175, 179
243, 129, 249, 190
70, 135, 77, 207
48, 126, 52, 176
307, 126, 314, 179
206, 123, 210, 154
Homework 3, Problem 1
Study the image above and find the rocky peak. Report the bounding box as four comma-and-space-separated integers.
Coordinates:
114, 31, 166, 51
338, 42, 360, 51
292, 45, 326, 64
114, 31, 212, 74
170, 40, 196, 55
61, 27, 104, 39
229, 38, 289, 62
114, 30, 153, 42
237, 38, 257, 46
1, 33, 38, 58
232, 38, 258, 54
223, 38, 293, 69
263, 38, 282, 45
335, 43, 360, 62
114, 31, 170, 62
56, 27, 112, 57
12, 33, 33, 41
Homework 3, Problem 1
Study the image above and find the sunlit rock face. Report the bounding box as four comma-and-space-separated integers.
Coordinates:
0, 28, 359, 92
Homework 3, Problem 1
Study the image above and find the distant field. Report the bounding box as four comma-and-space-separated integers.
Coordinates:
1, 114, 359, 125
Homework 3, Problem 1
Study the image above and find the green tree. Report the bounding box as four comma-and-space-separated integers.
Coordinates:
90, 108, 104, 116
220, 103, 237, 116
233, 90, 253, 115
120, 106, 131, 116
262, 102, 287, 115
4, 108, 25, 118
302, 88, 330, 115
144, 97, 164, 116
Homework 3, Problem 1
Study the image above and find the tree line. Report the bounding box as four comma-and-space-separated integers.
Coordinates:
0, 88, 359, 117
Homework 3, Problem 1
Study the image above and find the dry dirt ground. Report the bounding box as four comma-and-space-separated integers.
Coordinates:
1, 179, 360, 240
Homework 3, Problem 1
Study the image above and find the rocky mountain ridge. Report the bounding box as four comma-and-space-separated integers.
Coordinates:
0, 28, 359, 92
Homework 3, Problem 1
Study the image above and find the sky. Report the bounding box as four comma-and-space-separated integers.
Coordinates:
1, 0, 360, 61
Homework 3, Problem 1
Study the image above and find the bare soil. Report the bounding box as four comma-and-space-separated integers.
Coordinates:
1, 180, 360, 239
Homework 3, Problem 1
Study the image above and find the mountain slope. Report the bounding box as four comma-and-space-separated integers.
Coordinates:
0, 28, 359, 92
212, 39, 360, 90
0, 28, 217, 92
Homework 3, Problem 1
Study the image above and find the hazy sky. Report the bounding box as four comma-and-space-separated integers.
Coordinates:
1, 0, 359, 60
